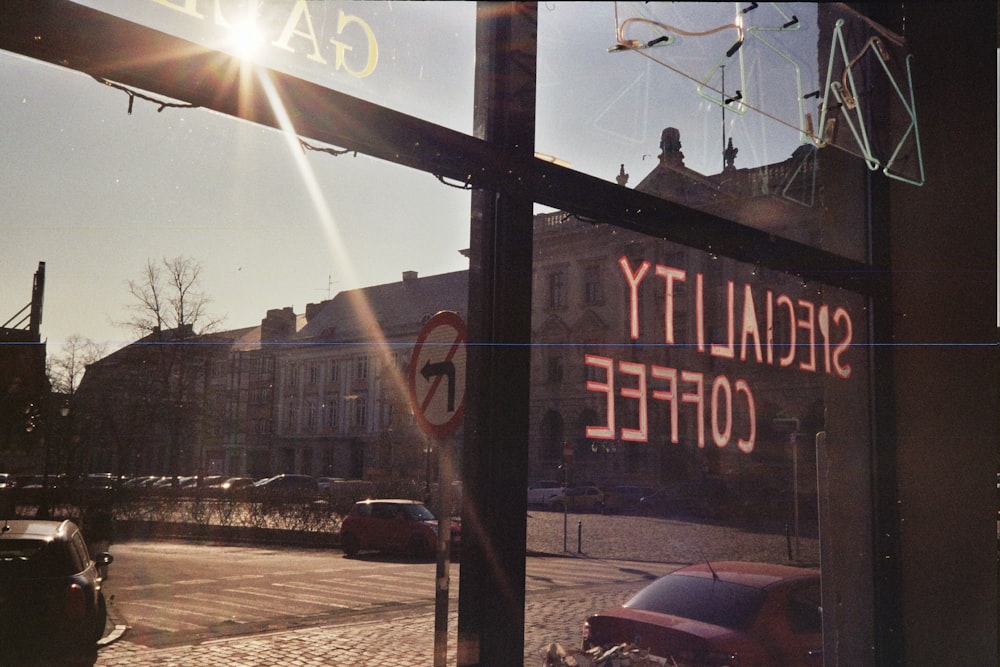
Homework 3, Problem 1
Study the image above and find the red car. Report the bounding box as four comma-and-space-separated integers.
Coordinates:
583, 561, 822, 667
340, 499, 460, 559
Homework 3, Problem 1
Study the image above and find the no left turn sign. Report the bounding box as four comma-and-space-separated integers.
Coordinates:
408, 311, 467, 438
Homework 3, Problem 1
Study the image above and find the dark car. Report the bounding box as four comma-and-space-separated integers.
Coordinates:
583, 561, 822, 667
602, 485, 654, 513
0, 519, 114, 660
252, 474, 319, 499
220, 476, 256, 492
639, 477, 738, 519
340, 499, 460, 559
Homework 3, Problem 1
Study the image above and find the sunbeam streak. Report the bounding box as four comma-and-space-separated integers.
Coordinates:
254, 66, 412, 402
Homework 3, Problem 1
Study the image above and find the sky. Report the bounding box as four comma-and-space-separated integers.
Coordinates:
2, 1, 832, 360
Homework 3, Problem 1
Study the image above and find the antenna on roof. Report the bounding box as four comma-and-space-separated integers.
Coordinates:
314, 274, 339, 300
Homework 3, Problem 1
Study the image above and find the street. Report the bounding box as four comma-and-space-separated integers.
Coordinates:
87, 510, 816, 665
95, 540, 678, 665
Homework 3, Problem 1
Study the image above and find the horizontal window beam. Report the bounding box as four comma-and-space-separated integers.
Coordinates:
1, 0, 874, 295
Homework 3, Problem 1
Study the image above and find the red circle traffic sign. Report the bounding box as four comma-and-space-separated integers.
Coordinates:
408, 311, 467, 438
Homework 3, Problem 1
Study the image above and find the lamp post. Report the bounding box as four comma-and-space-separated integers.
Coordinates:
773, 417, 801, 559
39, 403, 69, 520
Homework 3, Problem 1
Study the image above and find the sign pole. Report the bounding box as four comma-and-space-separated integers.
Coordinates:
407, 312, 466, 667
434, 435, 454, 667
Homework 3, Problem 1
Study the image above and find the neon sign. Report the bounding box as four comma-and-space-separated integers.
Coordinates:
585, 256, 854, 453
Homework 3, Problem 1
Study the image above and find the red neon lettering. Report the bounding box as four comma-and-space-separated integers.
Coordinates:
735, 379, 756, 453
584, 355, 615, 439
832, 306, 853, 378
740, 284, 763, 363
818, 305, 831, 374
681, 370, 705, 447
711, 280, 736, 359
797, 299, 816, 373
711, 375, 732, 447
766, 290, 775, 365
655, 265, 686, 344
777, 294, 796, 367
651, 365, 679, 443
695, 273, 706, 352
619, 257, 651, 340
619, 361, 647, 442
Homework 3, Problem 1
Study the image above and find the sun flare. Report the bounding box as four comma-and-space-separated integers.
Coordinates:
228, 19, 264, 61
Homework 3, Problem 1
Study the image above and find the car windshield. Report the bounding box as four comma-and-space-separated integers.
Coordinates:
0, 539, 77, 578
400, 504, 436, 522
624, 573, 767, 631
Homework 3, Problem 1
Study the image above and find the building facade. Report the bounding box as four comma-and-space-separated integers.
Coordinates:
76, 270, 467, 483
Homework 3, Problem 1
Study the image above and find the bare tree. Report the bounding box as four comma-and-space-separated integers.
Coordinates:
125, 257, 222, 338
121, 257, 223, 479
48, 335, 107, 397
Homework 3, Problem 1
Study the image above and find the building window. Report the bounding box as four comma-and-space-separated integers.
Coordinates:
584, 265, 602, 304
548, 271, 566, 308
329, 359, 339, 385
287, 400, 298, 433
326, 397, 339, 429
547, 354, 564, 384
308, 364, 319, 385
355, 355, 369, 380
354, 400, 367, 430
305, 400, 317, 430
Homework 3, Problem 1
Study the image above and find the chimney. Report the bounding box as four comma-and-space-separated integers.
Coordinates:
402, 270, 418, 284
305, 302, 324, 322
261, 306, 296, 342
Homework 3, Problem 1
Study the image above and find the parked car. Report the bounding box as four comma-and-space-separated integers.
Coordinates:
0, 519, 114, 660
638, 477, 738, 519
0, 473, 13, 488
602, 485, 653, 514
546, 486, 605, 512
220, 476, 256, 493
121, 475, 160, 489
340, 499, 460, 559
74, 472, 116, 490
252, 474, 319, 498
527, 480, 565, 506
583, 561, 822, 666
317, 476, 342, 492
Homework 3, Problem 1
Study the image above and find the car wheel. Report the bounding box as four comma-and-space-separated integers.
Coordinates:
342, 534, 360, 558
93, 592, 108, 643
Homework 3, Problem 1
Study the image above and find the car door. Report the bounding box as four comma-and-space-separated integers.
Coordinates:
368, 503, 396, 550
773, 581, 824, 666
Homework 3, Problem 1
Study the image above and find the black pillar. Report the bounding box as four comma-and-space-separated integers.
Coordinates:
458, 3, 537, 666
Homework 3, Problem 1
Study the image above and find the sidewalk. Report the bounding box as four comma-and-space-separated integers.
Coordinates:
96, 573, 644, 667
96, 510, 818, 666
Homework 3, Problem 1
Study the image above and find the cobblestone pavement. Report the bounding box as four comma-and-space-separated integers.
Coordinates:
93, 511, 819, 666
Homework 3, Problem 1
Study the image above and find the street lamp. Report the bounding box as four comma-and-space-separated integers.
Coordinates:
39, 403, 69, 520
772, 417, 801, 559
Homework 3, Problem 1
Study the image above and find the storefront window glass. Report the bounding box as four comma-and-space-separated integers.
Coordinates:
1, 3, 884, 664
537, 2, 916, 262
74, 0, 476, 134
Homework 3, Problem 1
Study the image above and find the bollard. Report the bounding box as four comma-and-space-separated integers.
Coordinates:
785, 523, 792, 560
577, 520, 582, 554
